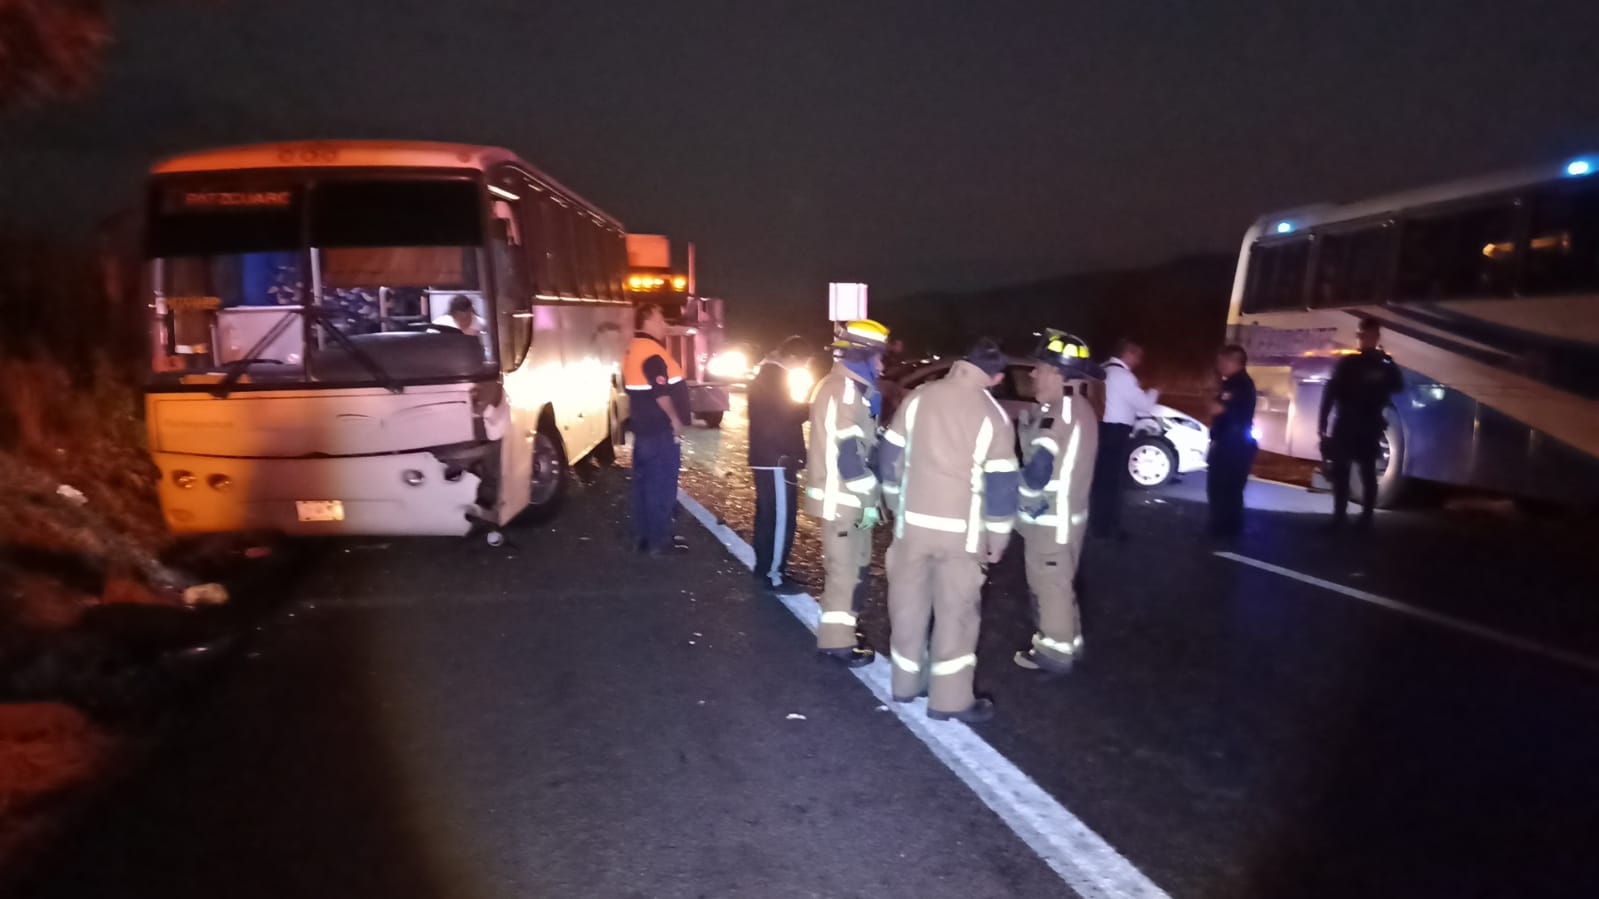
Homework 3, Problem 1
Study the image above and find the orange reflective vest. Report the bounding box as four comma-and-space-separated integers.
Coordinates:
623, 335, 684, 391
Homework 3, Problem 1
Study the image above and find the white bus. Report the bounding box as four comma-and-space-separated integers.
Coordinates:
1228, 154, 1599, 507
142, 141, 632, 538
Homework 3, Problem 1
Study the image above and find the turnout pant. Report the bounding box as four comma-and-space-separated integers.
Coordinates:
1206, 438, 1257, 535
1329, 431, 1379, 522
886, 530, 987, 713
1020, 517, 1088, 668
752, 465, 799, 585
1090, 422, 1132, 536
631, 431, 681, 552
818, 510, 871, 650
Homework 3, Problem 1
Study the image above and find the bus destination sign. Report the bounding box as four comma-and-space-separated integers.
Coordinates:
179, 190, 293, 210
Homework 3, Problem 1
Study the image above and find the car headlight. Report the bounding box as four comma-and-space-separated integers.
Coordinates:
786, 366, 815, 403
706, 350, 749, 380
1162, 416, 1204, 432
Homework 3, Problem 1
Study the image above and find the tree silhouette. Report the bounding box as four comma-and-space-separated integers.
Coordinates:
0, 0, 114, 111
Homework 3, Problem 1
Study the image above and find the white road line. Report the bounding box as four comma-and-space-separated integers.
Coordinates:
680, 489, 1170, 899
1215, 551, 1599, 677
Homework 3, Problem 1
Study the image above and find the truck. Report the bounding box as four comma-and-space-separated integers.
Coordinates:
624, 234, 737, 428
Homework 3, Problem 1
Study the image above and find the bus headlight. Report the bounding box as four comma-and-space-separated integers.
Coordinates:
787, 366, 815, 403
402, 469, 425, 487
172, 470, 197, 489
207, 474, 232, 492
706, 350, 749, 380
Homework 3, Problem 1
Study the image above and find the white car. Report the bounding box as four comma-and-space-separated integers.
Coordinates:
882, 357, 1210, 489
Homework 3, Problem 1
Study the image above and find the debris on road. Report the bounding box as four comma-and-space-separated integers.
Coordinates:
54, 484, 87, 506
785, 713, 807, 721
181, 583, 229, 607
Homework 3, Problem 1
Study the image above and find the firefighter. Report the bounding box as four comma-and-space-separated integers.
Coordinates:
623, 304, 690, 555
1012, 330, 1103, 674
879, 338, 1019, 722
803, 319, 890, 667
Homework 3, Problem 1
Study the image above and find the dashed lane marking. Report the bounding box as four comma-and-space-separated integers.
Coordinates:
1215, 551, 1599, 677
680, 489, 1171, 899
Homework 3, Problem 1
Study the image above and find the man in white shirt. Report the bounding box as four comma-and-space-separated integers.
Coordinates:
1091, 339, 1157, 540
432, 294, 486, 337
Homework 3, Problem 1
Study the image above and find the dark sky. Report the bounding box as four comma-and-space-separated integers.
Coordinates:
3, 0, 1598, 336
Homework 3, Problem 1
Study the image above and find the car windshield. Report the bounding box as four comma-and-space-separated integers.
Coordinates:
147, 178, 493, 387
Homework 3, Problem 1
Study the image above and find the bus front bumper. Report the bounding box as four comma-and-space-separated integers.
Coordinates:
153, 450, 483, 536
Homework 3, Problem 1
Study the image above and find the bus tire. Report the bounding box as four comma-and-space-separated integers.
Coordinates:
699, 412, 724, 429
1356, 408, 1406, 509
524, 416, 568, 522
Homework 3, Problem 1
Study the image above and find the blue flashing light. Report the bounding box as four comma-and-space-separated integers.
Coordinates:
1274, 221, 1294, 234
1566, 158, 1594, 177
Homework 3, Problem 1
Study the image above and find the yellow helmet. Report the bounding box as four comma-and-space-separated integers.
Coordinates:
832, 319, 890, 353
1033, 328, 1103, 379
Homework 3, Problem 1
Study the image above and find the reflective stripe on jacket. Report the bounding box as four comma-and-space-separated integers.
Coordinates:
880, 360, 1018, 553
1018, 386, 1099, 544
803, 362, 880, 521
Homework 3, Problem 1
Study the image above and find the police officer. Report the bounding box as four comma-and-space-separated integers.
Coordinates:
1319, 317, 1404, 530
748, 336, 812, 594
879, 338, 1019, 722
1012, 331, 1102, 674
623, 304, 690, 555
803, 320, 889, 667
1206, 344, 1258, 537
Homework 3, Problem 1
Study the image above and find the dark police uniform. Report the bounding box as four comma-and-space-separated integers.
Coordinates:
1319, 348, 1404, 525
1206, 370, 1257, 536
623, 333, 691, 553
747, 358, 808, 588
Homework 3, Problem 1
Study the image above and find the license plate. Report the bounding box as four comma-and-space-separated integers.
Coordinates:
295, 500, 345, 522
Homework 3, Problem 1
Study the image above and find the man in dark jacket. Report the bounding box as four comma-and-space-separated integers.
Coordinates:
1319, 317, 1405, 529
748, 336, 814, 593
1206, 344, 1257, 537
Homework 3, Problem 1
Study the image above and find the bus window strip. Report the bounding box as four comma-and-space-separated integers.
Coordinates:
1244, 177, 1599, 313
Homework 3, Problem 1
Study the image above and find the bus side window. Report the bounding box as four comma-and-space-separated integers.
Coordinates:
541, 197, 576, 297
1522, 180, 1599, 296
491, 200, 533, 369
1395, 201, 1517, 301
572, 215, 597, 299
1311, 225, 1393, 307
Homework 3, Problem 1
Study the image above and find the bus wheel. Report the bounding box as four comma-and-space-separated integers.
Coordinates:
1356, 409, 1406, 509
525, 422, 568, 521
699, 412, 724, 429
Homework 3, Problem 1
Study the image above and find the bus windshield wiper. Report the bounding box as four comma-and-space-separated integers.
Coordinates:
307, 306, 401, 393
211, 306, 301, 398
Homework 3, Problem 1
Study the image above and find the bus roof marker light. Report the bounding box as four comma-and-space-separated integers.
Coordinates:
1275, 221, 1294, 234
1566, 158, 1593, 177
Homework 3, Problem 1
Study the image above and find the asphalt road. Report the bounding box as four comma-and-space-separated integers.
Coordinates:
22, 394, 1599, 898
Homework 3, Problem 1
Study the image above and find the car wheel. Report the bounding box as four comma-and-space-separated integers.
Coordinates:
699, 412, 724, 429
1126, 437, 1176, 489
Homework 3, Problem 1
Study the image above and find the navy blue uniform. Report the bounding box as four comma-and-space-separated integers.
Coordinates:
1206, 371, 1257, 536
1319, 348, 1404, 522
624, 334, 690, 553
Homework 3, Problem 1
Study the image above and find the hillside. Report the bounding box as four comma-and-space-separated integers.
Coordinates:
876, 253, 1238, 391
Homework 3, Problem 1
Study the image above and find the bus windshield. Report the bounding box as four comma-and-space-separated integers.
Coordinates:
148, 176, 493, 388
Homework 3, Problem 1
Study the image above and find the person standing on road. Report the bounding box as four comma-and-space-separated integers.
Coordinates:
1318, 317, 1404, 530
1206, 345, 1258, 538
1013, 330, 1103, 675
623, 304, 690, 556
1091, 338, 1157, 541
803, 320, 890, 667
879, 338, 1019, 722
748, 336, 813, 594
